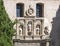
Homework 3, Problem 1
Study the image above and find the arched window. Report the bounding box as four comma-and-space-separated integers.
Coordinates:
36, 24, 40, 35
36, 3, 44, 17
16, 3, 24, 17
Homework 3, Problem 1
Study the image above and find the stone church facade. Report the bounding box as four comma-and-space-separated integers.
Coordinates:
3, 0, 60, 46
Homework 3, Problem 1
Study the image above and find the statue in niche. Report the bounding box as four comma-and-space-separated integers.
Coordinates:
19, 25, 23, 35
36, 24, 40, 35
28, 24, 32, 31
27, 21, 32, 36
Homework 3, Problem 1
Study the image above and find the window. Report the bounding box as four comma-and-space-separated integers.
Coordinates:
16, 3, 24, 17
36, 3, 44, 17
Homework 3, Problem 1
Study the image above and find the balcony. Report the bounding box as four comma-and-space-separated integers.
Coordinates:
13, 17, 50, 40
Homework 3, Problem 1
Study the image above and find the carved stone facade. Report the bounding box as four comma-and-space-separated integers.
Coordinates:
13, 4, 50, 46
16, 18, 44, 40
3, 0, 60, 46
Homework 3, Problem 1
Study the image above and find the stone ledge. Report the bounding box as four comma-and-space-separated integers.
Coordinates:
13, 39, 51, 43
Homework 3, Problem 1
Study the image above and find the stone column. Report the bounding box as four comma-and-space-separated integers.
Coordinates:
46, 41, 49, 46
16, 23, 20, 39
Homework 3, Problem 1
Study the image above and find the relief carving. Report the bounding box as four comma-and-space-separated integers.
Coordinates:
26, 5, 34, 16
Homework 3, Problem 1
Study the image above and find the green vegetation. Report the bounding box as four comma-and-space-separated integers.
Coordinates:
0, 0, 15, 46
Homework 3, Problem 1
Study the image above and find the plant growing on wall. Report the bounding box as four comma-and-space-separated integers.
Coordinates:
0, 0, 15, 46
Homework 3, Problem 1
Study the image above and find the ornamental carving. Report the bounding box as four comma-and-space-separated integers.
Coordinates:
44, 27, 49, 35
26, 5, 34, 16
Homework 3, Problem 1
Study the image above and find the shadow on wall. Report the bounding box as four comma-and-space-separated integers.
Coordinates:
50, 5, 60, 46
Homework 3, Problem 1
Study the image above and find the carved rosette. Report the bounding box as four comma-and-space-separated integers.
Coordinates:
26, 5, 34, 16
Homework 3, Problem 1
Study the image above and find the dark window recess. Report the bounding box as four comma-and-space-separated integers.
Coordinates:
16, 3, 24, 17
40, 43, 46, 46
36, 4, 43, 17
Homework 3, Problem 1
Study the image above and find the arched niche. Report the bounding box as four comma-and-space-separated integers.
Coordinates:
27, 21, 32, 36
34, 21, 41, 35
19, 24, 24, 36
27, 21, 32, 31
36, 24, 41, 35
